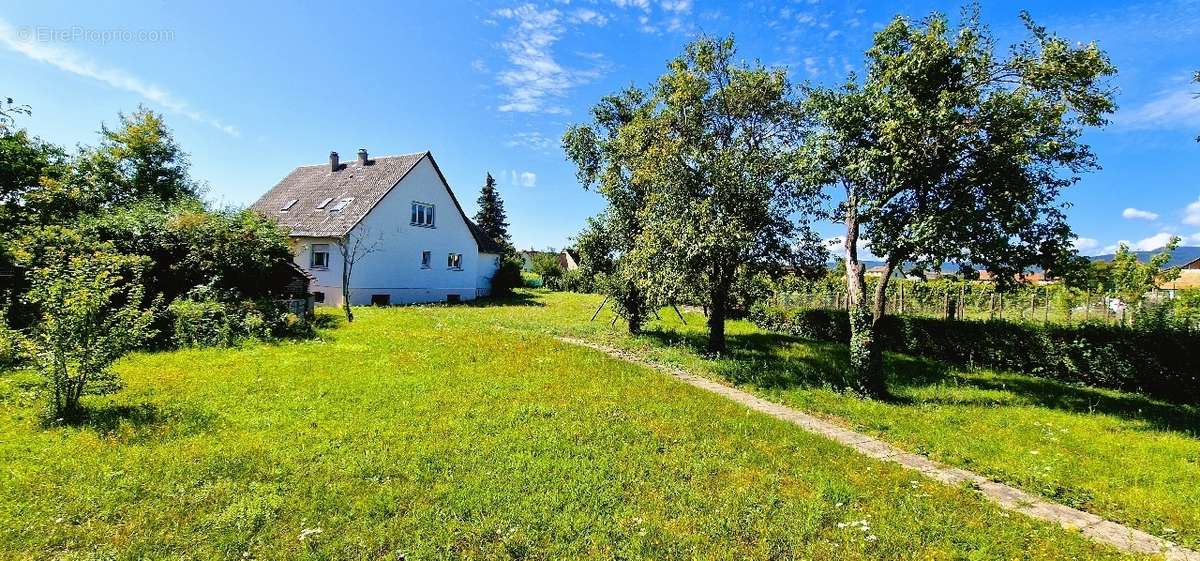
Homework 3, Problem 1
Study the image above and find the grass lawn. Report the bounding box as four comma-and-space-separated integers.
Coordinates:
474, 290, 1200, 551
0, 295, 1148, 559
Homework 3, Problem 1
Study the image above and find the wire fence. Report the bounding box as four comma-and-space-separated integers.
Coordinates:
770, 280, 1197, 329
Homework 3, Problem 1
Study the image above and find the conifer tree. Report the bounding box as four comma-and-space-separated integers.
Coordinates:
473, 173, 511, 250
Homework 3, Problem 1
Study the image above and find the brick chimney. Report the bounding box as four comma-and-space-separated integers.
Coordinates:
329, 151, 339, 171
357, 148, 369, 165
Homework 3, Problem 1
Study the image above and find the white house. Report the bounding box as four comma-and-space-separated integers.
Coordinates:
252, 149, 504, 306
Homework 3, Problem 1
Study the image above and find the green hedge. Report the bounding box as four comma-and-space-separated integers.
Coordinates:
751, 306, 1200, 404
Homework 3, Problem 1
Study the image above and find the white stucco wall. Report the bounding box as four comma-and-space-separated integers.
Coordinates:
292, 156, 497, 306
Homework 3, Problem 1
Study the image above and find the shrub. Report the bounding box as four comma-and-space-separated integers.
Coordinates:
24, 246, 156, 420
168, 288, 305, 348
751, 305, 1200, 404
0, 311, 27, 370
556, 268, 594, 293
490, 256, 525, 297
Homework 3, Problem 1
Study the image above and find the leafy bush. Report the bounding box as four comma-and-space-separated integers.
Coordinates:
556, 268, 595, 293
0, 311, 27, 370
168, 288, 305, 348
24, 245, 157, 420
490, 256, 525, 297
751, 305, 1200, 404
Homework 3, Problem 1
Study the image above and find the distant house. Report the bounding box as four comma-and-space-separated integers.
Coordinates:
865, 265, 905, 279
252, 149, 505, 306
558, 249, 580, 271
1157, 257, 1200, 296
520, 249, 551, 272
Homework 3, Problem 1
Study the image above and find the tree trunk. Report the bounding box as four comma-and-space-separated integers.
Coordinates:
626, 284, 643, 335
341, 249, 354, 323
707, 281, 729, 353
843, 208, 889, 399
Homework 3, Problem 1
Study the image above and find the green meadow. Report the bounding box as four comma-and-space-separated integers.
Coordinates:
2, 290, 1191, 559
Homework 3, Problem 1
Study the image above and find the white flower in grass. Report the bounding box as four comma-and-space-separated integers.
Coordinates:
299, 527, 323, 542
866, 534, 878, 542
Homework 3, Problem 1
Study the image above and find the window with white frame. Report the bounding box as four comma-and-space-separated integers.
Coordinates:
330, 197, 354, 212
411, 202, 435, 227
420, 250, 431, 268
310, 243, 330, 269
447, 252, 462, 269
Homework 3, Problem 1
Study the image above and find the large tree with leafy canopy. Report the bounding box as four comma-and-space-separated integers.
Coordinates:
563, 86, 659, 334
800, 8, 1116, 397
473, 172, 512, 251
631, 36, 824, 352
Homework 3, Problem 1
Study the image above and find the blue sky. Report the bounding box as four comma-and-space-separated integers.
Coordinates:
2, 0, 1199, 256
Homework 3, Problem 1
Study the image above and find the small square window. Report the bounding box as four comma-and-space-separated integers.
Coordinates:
280, 199, 298, 212
330, 197, 354, 212
447, 252, 462, 269
315, 197, 334, 210
421, 250, 431, 268
312, 291, 325, 303
370, 294, 390, 306
446, 294, 461, 303
310, 244, 329, 269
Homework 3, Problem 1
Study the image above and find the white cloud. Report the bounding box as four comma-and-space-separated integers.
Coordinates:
507, 170, 537, 188
802, 56, 821, 78
823, 236, 879, 261
1116, 85, 1200, 131
505, 131, 556, 152
660, 0, 692, 14
612, 0, 651, 11
1122, 207, 1160, 221
569, 8, 609, 26
1184, 197, 1200, 226
493, 4, 607, 114
0, 17, 238, 136
1073, 237, 1101, 254
1105, 232, 1181, 254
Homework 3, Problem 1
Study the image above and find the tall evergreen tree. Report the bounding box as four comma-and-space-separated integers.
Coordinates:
473, 173, 511, 250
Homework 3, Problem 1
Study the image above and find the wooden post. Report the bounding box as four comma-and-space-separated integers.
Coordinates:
989, 293, 995, 321
1043, 287, 1050, 324
1084, 290, 1090, 322
590, 295, 610, 321
959, 283, 966, 321
899, 284, 905, 315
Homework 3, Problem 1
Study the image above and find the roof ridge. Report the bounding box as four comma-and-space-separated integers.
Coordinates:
292, 151, 427, 169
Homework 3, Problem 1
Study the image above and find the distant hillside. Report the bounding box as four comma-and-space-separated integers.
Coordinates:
1088, 246, 1200, 267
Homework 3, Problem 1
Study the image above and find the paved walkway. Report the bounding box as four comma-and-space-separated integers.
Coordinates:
557, 336, 1200, 561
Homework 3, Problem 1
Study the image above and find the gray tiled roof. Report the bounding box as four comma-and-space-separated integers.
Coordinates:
251, 152, 507, 254
251, 152, 426, 237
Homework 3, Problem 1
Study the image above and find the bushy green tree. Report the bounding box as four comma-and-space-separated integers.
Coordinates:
1109, 239, 1180, 306
473, 173, 512, 251
630, 36, 823, 352
801, 8, 1116, 396
564, 87, 658, 333
22, 238, 156, 420
530, 252, 564, 288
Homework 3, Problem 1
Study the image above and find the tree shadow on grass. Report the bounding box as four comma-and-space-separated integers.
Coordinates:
907, 373, 1200, 436
640, 325, 1200, 437
469, 292, 547, 308
55, 402, 218, 441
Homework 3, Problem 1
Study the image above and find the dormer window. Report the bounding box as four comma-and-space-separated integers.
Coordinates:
411, 202, 435, 227
315, 197, 334, 210
330, 197, 354, 212
280, 199, 298, 212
